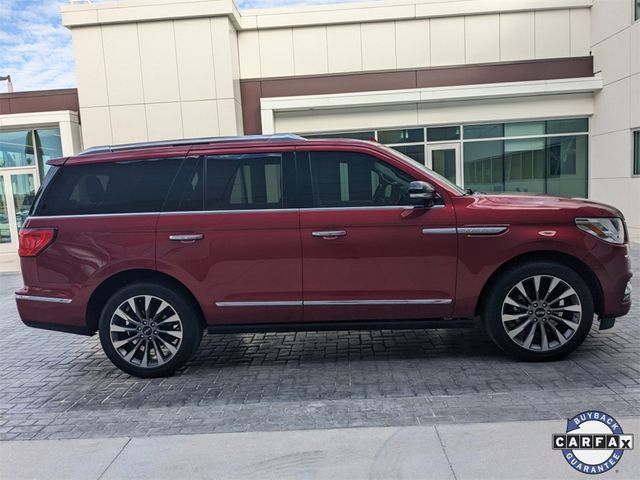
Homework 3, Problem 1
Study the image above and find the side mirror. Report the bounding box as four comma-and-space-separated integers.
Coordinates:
408, 181, 437, 208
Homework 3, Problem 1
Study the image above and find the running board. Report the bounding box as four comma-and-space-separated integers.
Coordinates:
207, 318, 476, 334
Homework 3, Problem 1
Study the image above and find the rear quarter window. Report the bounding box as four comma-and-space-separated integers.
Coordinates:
35, 158, 182, 216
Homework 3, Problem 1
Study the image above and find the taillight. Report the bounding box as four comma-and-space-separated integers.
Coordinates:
18, 228, 56, 257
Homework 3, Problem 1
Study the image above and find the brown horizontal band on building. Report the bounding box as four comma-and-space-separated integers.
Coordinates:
240, 56, 594, 134
0, 88, 79, 116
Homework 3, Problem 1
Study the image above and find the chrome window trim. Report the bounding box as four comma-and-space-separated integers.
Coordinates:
31, 204, 447, 219
216, 299, 451, 307
15, 294, 72, 304
31, 212, 165, 220
300, 205, 444, 212
32, 209, 298, 219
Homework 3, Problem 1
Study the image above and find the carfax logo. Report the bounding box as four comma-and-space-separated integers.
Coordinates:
552, 411, 634, 474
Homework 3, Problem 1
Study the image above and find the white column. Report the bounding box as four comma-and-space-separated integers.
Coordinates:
260, 108, 275, 134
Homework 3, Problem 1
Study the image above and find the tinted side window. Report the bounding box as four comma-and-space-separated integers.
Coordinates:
36, 158, 182, 216
163, 157, 204, 212
308, 151, 413, 208
206, 154, 282, 210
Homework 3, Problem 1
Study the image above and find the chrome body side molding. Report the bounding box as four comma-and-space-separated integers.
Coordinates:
305, 299, 452, 306
215, 301, 303, 307
421, 228, 457, 235
422, 226, 508, 235
216, 299, 452, 307
15, 295, 72, 304
457, 226, 508, 235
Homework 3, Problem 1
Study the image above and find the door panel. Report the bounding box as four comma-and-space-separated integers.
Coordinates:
157, 211, 302, 325
156, 154, 302, 326
299, 150, 457, 322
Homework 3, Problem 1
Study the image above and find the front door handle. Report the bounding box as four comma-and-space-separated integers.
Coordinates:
312, 230, 347, 239
169, 234, 203, 242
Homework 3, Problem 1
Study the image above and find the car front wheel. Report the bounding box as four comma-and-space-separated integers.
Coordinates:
483, 261, 594, 361
98, 282, 202, 377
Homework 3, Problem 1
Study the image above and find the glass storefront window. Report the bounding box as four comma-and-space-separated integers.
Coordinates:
546, 135, 588, 197
464, 118, 588, 139
389, 144, 425, 164
0, 127, 63, 179
11, 174, 36, 229
464, 136, 588, 197
0, 177, 10, 244
305, 131, 375, 141
303, 117, 589, 198
463, 123, 504, 139
504, 121, 545, 137
431, 149, 457, 184
34, 128, 63, 175
427, 126, 460, 142
377, 128, 423, 144
504, 138, 546, 193
546, 118, 588, 134
0, 130, 36, 168
463, 140, 504, 192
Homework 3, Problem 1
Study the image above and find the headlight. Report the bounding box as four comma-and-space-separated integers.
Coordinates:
575, 217, 625, 244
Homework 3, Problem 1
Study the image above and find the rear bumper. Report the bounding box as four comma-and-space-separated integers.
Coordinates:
15, 288, 91, 336
21, 319, 91, 336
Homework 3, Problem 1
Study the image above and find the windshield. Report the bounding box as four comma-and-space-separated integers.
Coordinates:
379, 144, 467, 195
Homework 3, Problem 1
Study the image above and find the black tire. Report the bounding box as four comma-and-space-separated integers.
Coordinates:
99, 282, 203, 377
483, 261, 594, 361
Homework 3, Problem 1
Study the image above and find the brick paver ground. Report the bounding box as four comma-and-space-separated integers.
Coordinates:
1, 246, 638, 441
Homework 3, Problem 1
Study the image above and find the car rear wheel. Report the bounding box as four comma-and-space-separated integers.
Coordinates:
99, 282, 202, 377
483, 261, 594, 361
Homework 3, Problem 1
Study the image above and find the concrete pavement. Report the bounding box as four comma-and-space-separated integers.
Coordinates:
0, 253, 19, 273
2, 418, 639, 480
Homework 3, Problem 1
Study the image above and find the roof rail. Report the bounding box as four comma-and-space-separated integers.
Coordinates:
78, 134, 306, 156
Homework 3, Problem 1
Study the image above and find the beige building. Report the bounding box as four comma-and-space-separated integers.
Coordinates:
0, 0, 638, 259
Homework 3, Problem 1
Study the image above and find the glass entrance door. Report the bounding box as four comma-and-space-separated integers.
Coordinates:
0, 169, 39, 253
426, 143, 461, 187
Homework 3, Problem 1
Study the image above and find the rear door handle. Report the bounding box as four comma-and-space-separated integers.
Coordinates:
312, 230, 347, 239
169, 234, 203, 242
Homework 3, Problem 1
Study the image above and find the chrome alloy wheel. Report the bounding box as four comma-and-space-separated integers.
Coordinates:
500, 275, 583, 352
109, 295, 183, 368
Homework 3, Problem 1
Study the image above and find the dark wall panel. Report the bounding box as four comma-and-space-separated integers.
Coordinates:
240, 57, 594, 134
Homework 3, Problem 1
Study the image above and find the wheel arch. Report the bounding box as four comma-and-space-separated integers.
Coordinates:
475, 250, 604, 318
86, 269, 206, 334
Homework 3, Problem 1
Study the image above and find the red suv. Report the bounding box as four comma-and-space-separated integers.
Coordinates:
16, 135, 632, 377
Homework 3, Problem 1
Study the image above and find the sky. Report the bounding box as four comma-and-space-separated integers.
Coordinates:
0, 0, 356, 93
